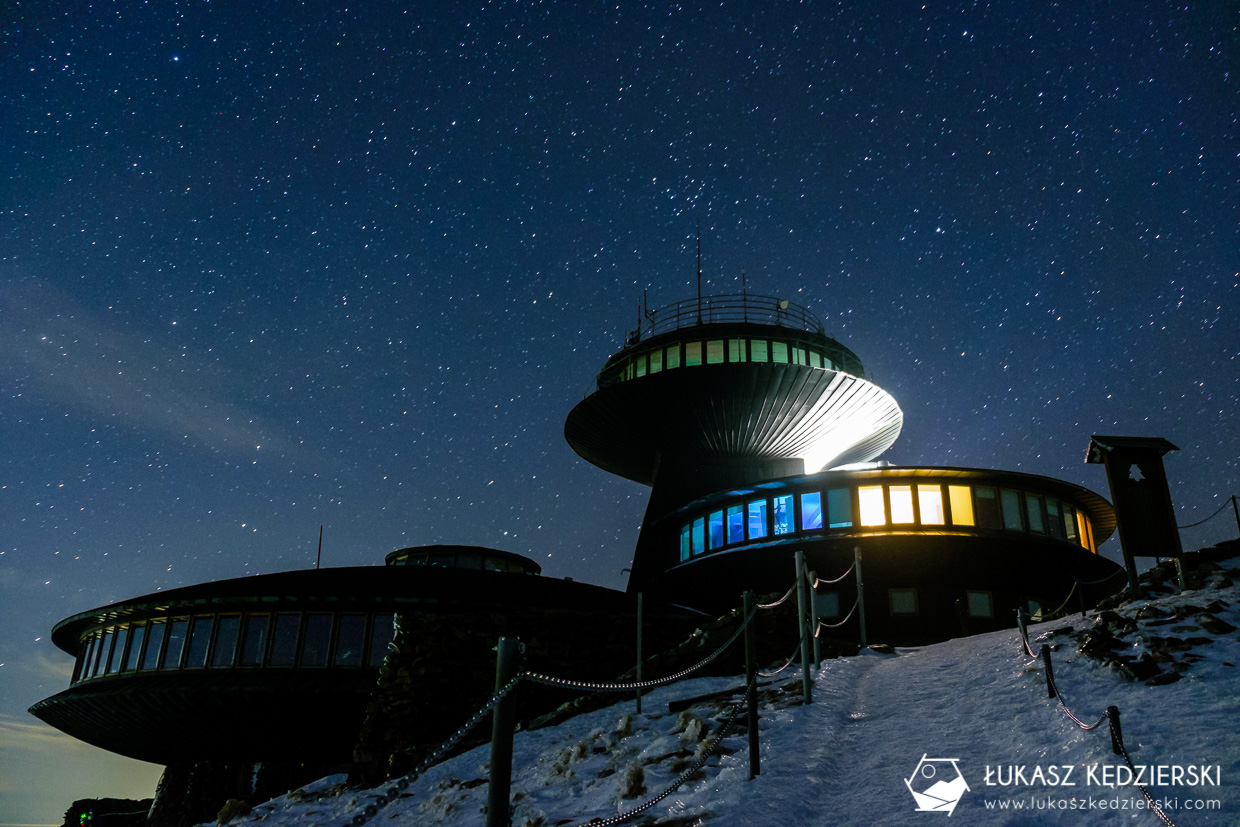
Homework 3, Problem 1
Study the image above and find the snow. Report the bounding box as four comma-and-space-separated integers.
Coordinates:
226, 570, 1240, 826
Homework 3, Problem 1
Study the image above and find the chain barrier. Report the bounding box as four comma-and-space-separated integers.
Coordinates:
815, 598, 859, 633
1076, 568, 1128, 587
757, 580, 798, 609
340, 674, 523, 827
811, 560, 856, 588
1109, 714, 1177, 827
1032, 580, 1079, 621
568, 672, 758, 827
1176, 495, 1236, 529
758, 632, 804, 678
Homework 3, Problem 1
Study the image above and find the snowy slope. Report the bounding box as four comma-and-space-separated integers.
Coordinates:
226, 574, 1240, 827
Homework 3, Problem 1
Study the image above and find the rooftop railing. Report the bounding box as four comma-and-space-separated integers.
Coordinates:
624, 293, 827, 346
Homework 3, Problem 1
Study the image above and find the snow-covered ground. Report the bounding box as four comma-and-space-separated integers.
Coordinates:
227, 570, 1240, 826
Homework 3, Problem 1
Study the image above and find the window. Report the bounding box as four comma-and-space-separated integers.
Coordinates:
692, 517, 705, 555
429, 551, 453, 567
368, 614, 397, 668
665, 345, 681, 369
729, 339, 746, 362
679, 524, 692, 561
634, 355, 646, 377
706, 340, 725, 364
1025, 494, 1046, 534
240, 615, 268, 667
300, 613, 333, 667
212, 616, 241, 668
122, 624, 146, 672
141, 619, 166, 674
859, 486, 886, 526
335, 615, 367, 667
751, 340, 768, 362
917, 485, 945, 525
649, 349, 662, 373
889, 485, 915, 524
773, 494, 794, 535
92, 632, 111, 678
801, 492, 823, 531
727, 505, 744, 544
456, 553, 482, 570
1027, 599, 1045, 621
890, 589, 919, 615
685, 341, 702, 366
966, 590, 994, 619
747, 499, 768, 539
1046, 499, 1065, 540
708, 510, 724, 549
974, 487, 1001, 529
76, 638, 95, 682
185, 616, 213, 668
793, 347, 807, 365
269, 613, 301, 667
814, 591, 840, 619
772, 342, 789, 363
1064, 505, 1078, 541
162, 619, 188, 669
808, 351, 822, 368
948, 485, 974, 526
1000, 489, 1024, 531
106, 628, 128, 675
827, 488, 853, 528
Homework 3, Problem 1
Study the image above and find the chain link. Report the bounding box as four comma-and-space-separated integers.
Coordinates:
757, 581, 798, 609
758, 639, 802, 678
815, 598, 859, 632
1109, 714, 1178, 827
811, 560, 856, 588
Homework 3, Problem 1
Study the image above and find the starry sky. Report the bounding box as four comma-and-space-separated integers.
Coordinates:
2, 2, 1237, 823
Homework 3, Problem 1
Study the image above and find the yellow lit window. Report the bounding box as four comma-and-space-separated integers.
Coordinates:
917, 485, 945, 525
859, 486, 886, 526
889, 485, 914, 524
948, 485, 974, 526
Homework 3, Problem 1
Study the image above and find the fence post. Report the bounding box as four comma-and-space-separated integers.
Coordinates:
635, 592, 643, 714
1040, 644, 1057, 699
809, 569, 821, 667
795, 551, 813, 705
486, 637, 520, 827
1232, 494, 1240, 538
743, 590, 760, 779
854, 546, 867, 650
1107, 705, 1123, 755
1016, 608, 1027, 651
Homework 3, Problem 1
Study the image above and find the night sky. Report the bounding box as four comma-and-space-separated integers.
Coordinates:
2, 2, 1237, 823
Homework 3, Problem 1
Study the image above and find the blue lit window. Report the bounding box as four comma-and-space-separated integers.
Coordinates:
727, 504, 744, 544
106, 628, 129, 674
751, 340, 768, 362
808, 351, 822, 368
122, 624, 145, 672
708, 510, 724, 548
747, 500, 767, 539
772, 342, 789, 363
773, 494, 794, 535
800, 492, 823, 531
827, 488, 853, 528
692, 517, 705, 555
679, 524, 692, 561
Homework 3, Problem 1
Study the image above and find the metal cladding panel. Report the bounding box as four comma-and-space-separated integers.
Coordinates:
564, 363, 902, 485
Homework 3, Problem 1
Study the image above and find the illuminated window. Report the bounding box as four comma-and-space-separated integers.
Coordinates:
1025, 494, 1046, 534
1000, 490, 1024, 531
917, 485, 945, 525
692, 517, 705, 555
706, 340, 725, 364
685, 342, 702, 366
751, 340, 769, 362
335, 615, 367, 667
814, 591, 840, 618
679, 524, 692, 561
801, 492, 823, 531
889, 589, 918, 615
635, 355, 646, 377
94, 630, 113, 677
889, 485, 915, 524
1078, 512, 1093, 551
966, 590, 994, 618
747, 499, 768, 539
106, 628, 129, 674
239, 615, 268, 667
708, 510, 724, 548
827, 488, 853, 528
727, 505, 744, 544
728, 339, 746, 362
122, 624, 145, 672
793, 347, 807, 365
859, 486, 886, 526
773, 494, 794, 534
772, 342, 789, 363
300, 613, 332, 667
974, 487, 1001, 529
1027, 599, 1045, 621
649, 349, 662, 373
141, 624, 166, 669
666, 345, 681, 369
1064, 505, 1078, 540
368, 615, 396, 668
269, 613, 300, 667
809, 351, 822, 368
186, 616, 213, 668
211, 616, 241, 668
1046, 499, 1065, 540
162, 619, 188, 669
948, 485, 974, 526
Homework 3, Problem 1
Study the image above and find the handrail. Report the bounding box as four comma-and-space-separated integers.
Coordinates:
625, 293, 827, 343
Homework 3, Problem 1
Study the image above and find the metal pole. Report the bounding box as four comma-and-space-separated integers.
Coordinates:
1040, 644, 1057, 699
809, 569, 821, 667
1107, 705, 1123, 755
1232, 494, 1240, 538
854, 546, 867, 650
743, 590, 759, 779
1016, 608, 1027, 650
486, 637, 520, 827
794, 551, 813, 705
635, 592, 643, 714
316, 524, 323, 570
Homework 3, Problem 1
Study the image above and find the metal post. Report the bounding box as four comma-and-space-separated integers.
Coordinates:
809, 569, 821, 667
743, 590, 759, 779
1174, 556, 1187, 594
1040, 644, 1057, 699
794, 551, 813, 705
486, 637, 520, 827
1232, 494, 1240, 538
1016, 608, 1027, 651
1107, 705, 1123, 755
854, 546, 867, 650
635, 592, 643, 714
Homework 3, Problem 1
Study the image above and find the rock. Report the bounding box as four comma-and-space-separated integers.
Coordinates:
1198, 614, 1237, 635
1128, 654, 1162, 681
1147, 672, 1182, 686
867, 643, 897, 655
